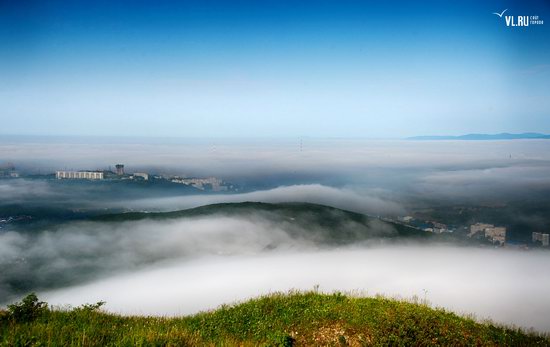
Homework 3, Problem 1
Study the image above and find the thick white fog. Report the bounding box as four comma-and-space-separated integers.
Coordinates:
3, 212, 549, 332
3, 138, 550, 182
4, 138, 550, 212
0, 212, 393, 301
41, 245, 550, 332
3, 138, 550, 209
0, 180, 403, 215
115, 184, 406, 215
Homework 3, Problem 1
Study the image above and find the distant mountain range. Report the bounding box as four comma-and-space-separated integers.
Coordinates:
408, 133, 550, 140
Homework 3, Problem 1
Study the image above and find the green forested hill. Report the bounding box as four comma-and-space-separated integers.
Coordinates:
93, 201, 432, 244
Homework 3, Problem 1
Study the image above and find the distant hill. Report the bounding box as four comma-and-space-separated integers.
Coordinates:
408, 132, 550, 140
93, 201, 433, 244
1, 202, 464, 304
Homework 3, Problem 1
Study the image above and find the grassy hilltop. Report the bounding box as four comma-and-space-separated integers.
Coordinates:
2, 291, 548, 346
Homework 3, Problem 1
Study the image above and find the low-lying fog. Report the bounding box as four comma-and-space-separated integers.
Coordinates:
41, 246, 550, 332
2, 212, 550, 332
3, 137, 550, 204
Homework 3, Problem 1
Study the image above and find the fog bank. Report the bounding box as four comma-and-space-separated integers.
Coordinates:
3, 139, 550, 202
40, 246, 550, 332
117, 184, 405, 216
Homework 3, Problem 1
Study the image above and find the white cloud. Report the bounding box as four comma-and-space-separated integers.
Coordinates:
118, 184, 405, 216
40, 246, 550, 333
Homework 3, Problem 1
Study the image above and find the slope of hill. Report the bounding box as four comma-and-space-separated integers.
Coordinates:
1, 292, 548, 346
408, 132, 550, 140
92, 201, 433, 244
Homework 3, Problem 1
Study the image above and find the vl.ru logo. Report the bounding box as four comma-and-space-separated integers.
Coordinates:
493, 9, 544, 27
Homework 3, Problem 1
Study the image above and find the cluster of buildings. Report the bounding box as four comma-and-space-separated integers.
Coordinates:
395, 214, 550, 249
0, 163, 19, 178
428, 221, 449, 234
54, 163, 233, 192
396, 216, 509, 245
397, 216, 451, 234
0, 215, 32, 229
469, 223, 507, 245
56, 164, 149, 181
532, 232, 550, 247
170, 176, 228, 192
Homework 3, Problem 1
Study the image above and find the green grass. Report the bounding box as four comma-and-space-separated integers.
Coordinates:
2, 291, 548, 346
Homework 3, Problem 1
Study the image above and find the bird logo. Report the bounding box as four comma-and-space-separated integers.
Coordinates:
493, 9, 508, 18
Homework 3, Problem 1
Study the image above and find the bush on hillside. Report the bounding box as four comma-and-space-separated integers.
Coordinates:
5, 293, 48, 323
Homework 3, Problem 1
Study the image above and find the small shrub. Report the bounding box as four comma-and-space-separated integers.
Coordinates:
74, 301, 106, 313
7, 293, 48, 323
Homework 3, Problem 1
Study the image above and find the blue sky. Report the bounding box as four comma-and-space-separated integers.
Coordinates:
1, 0, 549, 138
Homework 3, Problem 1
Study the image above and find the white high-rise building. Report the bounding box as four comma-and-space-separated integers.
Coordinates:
56, 171, 104, 180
